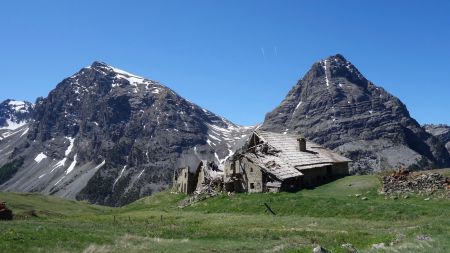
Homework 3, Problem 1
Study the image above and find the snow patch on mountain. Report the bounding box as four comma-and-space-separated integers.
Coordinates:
54, 158, 68, 170
110, 67, 147, 86
113, 165, 127, 190
206, 123, 256, 164
8, 100, 30, 113
65, 137, 75, 156
0, 119, 27, 130
34, 153, 48, 163
65, 154, 78, 174
20, 127, 29, 137
0, 99, 34, 130
1, 126, 28, 138
322, 60, 330, 87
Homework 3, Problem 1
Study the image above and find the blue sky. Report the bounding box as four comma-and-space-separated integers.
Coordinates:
1, 0, 449, 125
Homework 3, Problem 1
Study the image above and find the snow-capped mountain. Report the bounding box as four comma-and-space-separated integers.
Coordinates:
0, 62, 253, 206
0, 99, 34, 130
261, 54, 450, 173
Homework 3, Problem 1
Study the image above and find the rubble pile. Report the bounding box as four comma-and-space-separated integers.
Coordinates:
381, 169, 450, 197
177, 187, 220, 208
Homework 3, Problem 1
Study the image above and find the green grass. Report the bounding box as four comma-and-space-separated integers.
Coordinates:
1, 170, 449, 253
0, 192, 108, 218
186, 175, 448, 220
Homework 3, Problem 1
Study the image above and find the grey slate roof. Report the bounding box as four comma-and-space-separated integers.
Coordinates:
244, 152, 304, 180
243, 130, 350, 181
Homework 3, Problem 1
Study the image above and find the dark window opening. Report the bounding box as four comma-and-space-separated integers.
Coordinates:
250, 183, 255, 189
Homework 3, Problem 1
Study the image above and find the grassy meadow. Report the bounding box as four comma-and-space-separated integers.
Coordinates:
0, 170, 449, 253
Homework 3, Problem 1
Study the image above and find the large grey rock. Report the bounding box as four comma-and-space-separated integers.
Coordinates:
0, 62, 253, 206
262, 54, 450, 173
313, 245, 330, 253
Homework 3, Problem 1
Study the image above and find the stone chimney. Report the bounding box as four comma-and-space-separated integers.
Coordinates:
297, 137, 306, 152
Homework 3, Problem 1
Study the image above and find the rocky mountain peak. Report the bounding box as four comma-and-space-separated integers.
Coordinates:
90, 61, 110, 69
307, 54, 366, 88
262, 55, 450, 173
87, 61, 145, 81
0, 62, 253, 206
329, 53, 346, 61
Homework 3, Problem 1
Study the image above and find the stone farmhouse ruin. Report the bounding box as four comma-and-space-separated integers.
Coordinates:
173, 130, 350, 194
223, 131, 350, 193
172, 160, 222, 194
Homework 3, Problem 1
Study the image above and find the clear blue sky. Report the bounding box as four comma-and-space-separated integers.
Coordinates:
1, 0, 449, 126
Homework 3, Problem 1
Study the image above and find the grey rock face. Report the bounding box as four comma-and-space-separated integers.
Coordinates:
0, 62, 252, 206
262, 54, 450, 173
424, 124, 450, 153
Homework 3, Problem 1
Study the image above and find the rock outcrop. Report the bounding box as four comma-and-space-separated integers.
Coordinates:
262, 54, 450, 173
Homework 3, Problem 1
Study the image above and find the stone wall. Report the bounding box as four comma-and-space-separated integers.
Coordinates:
301, 167, 327, 188
332, 162, 349, 177
241, 158, 263, 193
173, 167, 197, 194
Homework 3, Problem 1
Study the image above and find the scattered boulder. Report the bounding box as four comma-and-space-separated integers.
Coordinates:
416, 235, 432, 241
390, 233, 405, 246
313, 245, 330, 253
371, 243, 386, 250
341, 243, 357, 252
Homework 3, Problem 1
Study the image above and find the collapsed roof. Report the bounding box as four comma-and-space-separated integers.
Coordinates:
240, 130, 351, 181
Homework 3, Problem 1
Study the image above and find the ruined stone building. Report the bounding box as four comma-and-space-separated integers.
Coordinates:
173, 166, 197, 194
173, 160, 222, 194
223, 131, 351, 193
